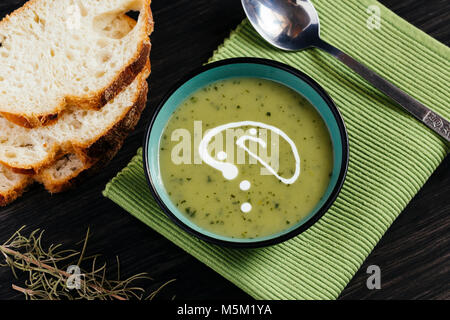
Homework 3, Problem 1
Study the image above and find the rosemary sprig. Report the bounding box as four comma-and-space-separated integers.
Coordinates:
0, 226, 175, 300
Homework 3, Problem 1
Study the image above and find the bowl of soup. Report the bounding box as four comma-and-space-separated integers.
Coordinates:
143, 58, 348, 247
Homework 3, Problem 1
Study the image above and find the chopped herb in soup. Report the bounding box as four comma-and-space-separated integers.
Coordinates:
159, 78, 333, 239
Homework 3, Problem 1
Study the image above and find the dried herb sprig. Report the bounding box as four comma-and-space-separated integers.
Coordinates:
0, 227, 175, 300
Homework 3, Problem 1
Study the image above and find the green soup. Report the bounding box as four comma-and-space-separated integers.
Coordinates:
159, 78, 333, 239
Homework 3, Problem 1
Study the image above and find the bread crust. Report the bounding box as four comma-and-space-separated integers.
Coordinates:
0, 0, 153, 128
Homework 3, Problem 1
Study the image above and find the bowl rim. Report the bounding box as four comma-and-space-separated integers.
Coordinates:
143, 57, 349, 248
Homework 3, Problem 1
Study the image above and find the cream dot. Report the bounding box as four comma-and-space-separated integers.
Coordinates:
241, 202, 252, 213
239, 180, 251, 191
249, 128, 257, 135
217, 151, 227, 161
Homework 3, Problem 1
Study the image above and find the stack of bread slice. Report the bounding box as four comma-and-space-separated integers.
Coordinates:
0, 0, 153, 206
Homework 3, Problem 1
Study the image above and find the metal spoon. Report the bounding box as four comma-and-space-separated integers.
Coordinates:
242, 0, 450, 142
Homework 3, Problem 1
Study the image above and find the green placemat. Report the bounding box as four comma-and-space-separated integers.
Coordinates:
103, 0, 449, 299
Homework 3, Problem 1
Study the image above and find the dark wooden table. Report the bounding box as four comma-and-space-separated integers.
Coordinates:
0, 0, 448, 300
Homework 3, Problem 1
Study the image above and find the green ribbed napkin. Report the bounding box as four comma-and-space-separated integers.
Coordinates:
103, 0, 449, 299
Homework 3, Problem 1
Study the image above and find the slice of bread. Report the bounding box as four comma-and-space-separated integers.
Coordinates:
0, 154, 92, 206
36, 154, 89, 194
0, 0, 153, 128
1, 77, 147, 204
0, 61, 150, 173
0, 164, 33, 206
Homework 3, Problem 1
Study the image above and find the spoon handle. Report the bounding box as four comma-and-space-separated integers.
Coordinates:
315, 39, 450, 143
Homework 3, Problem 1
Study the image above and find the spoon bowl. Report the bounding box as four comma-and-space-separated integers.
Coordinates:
242, 0, 320, 51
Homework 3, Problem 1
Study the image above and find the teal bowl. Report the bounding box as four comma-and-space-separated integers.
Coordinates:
143, 58, 349, 248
